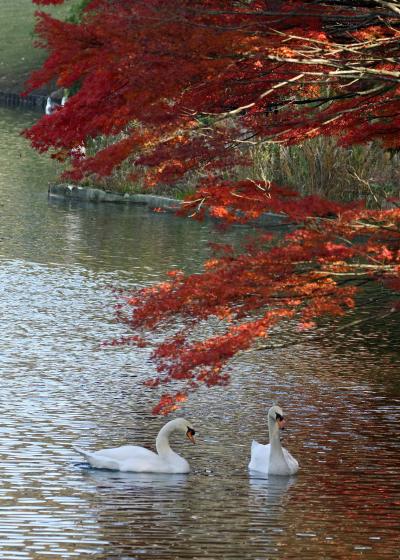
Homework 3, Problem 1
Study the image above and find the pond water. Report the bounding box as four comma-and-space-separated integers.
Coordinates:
0, 106, 399, 560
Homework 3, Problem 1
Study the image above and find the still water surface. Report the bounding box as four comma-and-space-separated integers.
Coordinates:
0, 107, 399, 559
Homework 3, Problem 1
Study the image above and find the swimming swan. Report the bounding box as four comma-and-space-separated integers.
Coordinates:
248, 405, 299, 476
75, 418, 196, 474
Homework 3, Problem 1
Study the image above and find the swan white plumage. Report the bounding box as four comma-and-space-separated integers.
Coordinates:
75, 418, 196, 474
248, 405, 299, 476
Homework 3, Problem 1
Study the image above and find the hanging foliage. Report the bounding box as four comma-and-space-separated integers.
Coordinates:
27, 0, 400, 413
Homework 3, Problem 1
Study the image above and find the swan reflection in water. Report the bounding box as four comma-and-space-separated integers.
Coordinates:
81, 467, 189, 518
249, 473, 297, 505
248, 473, 297, 546
77, 468, 193, 556
248, 416, 299, 552
82, 468, 189, 490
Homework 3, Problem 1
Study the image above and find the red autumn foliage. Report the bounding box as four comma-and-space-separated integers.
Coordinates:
152, 392, 188, 416
26, 0, 400, 413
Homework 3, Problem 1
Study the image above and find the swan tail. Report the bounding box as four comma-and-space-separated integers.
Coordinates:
73, 447, 120, 470
73, 446, 92, 461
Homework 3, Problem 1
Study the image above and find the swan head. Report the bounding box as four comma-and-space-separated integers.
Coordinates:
268, 405, 286, 429
168, 418, 196, 444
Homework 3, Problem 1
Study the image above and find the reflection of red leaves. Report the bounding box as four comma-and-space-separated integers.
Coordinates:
153, 207, 166, 213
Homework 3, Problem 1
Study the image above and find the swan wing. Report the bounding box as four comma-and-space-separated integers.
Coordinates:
92, 445, 157, 462
248, 440, 271, 474
282, 446, 299, 475
74, 445, 159, 471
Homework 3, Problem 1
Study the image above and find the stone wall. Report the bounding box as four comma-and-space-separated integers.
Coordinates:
48, 183, 287, 227
48, 183, 182, 211
0, 91, 47, 111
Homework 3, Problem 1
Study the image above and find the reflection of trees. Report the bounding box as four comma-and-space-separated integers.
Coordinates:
47, 197, 252, 276
283, 465, 400, 559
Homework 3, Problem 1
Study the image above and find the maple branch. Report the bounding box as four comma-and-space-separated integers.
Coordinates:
26, 0, 400, 412
334, 307, 398, 330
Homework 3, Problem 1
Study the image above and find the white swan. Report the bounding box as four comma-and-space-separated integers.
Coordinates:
248, 405, 299, 476
75, 418, 196, 474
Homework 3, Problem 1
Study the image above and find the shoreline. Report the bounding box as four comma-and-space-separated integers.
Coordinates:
48, 183, 183, 212
48, 183, 287, 227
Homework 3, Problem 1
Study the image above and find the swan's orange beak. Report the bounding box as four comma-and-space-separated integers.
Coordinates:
186, 429, 196, 444
278, 418, 286, 429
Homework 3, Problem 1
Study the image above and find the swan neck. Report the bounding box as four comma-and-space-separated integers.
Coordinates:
155, 423, 175, 457
268, 416, 284, 453
267, 415, 290, 474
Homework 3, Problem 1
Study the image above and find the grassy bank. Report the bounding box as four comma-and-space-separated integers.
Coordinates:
250, 138, 400, 208
0, 0, 78, 93
68, 135, 400, 206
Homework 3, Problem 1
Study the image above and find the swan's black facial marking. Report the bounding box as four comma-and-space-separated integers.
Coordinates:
186, 427, 196, 444
275, 413, 284, 422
